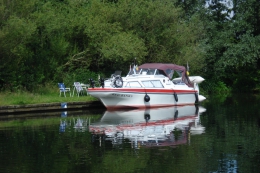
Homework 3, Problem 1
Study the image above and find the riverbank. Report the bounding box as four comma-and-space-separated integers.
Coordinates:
0, 91, 97, 105
0, 101, 105, 114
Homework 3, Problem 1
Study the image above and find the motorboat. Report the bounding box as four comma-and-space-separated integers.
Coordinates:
88, 63, 206, 110
89, 105, 206, 148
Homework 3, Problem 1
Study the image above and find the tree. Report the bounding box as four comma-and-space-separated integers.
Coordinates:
0, 0, 206, 90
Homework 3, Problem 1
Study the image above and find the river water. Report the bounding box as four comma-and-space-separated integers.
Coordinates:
0, 94, 260, 173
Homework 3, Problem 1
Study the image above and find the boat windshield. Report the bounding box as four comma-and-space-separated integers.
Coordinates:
175, 70, 183, 78
166, 69, 183, 79
139, 68, 165, 76
165, 69, 174, 79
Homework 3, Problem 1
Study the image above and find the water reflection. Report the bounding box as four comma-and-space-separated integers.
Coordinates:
2, 94, 260, 173
59, 116, 90, 132
88, 105, 206, 148
61, 111, 67, 117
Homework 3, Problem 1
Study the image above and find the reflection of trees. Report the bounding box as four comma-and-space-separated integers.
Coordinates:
0, 115, 101, 173
197, 94, 260, 172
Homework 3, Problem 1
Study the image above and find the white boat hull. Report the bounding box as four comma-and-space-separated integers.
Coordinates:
88, 88, 199, 110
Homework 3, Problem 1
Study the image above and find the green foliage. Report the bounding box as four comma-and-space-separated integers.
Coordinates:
201, 80, 231, 94
100, 32, 147, 62
55, 66, 103, 86
0, 0, 206, 91
0, 15, 37, 90
1, 0, 260, 93
231, 66, 259, 92
202, 0, 260, 91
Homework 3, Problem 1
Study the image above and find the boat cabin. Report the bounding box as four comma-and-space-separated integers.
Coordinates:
126, 63, 193, 87
104, 63, 193, 88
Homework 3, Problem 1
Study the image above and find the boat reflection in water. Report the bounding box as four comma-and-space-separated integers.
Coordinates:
59, 115, 90, 133
89, 105, 206, 148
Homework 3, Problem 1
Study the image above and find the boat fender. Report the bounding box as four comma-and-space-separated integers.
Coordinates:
144, 113, 150, 122
195, 92, 199, 103
100, 78, 104, 88
89, 78, 95, 88
144, 94, 150, 102
173, 92, 178, 102
174, 110, 178, 120
195, 105, 199, 115
113, 75, 123, 88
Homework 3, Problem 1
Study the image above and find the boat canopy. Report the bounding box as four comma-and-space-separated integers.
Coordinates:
138, 63, 193, 87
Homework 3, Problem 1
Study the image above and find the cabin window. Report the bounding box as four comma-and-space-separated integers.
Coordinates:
165, 69, 174, 79
147, 69, 155, 75
125, 81, 142, 88
155, 69, 165, 76
142, 80, 164, 88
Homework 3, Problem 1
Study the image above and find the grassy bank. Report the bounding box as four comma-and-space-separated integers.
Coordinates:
0, 85, 98, 106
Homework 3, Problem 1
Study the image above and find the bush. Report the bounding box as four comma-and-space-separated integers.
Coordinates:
54, 67, 112, 87
201, 80, 230, 94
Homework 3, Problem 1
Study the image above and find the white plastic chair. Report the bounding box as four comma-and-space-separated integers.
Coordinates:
73, 82, 85, 97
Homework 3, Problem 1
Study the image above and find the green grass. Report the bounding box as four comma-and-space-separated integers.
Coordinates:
0, 84, 98, 106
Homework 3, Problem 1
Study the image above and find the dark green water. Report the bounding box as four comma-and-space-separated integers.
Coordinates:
0, 94, 260, 173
